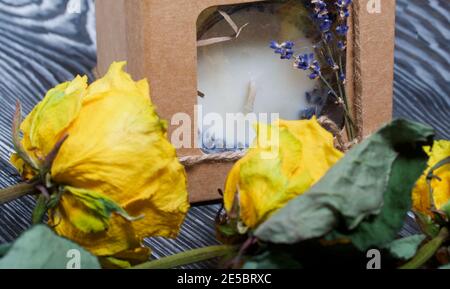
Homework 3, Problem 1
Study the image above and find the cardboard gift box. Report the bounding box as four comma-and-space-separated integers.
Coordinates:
96, 0, 396, 203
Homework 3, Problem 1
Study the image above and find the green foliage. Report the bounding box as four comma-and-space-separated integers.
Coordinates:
243, 251, 302, 269
63, 186, 140, 233
255, 119, 434, 249
32, 194, 48, 224
240, 119, 438, 268
334, 148, 429, 250
384, 234, 426, 260
415, 212, 441, 238
0, 244, 11, 258
0, 225, 100, 269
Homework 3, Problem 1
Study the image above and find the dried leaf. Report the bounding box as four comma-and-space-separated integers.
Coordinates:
255, 119, 434, 250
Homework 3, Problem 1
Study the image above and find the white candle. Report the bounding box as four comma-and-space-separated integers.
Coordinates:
197, 3, 318, 151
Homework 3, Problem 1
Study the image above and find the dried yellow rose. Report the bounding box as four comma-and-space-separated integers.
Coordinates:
10, 62, 189, 263
224, 118, 343, 228
412, 140, 450, 215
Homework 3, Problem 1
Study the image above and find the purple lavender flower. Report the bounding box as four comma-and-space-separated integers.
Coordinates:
337, 40, 346, 50
339, 8, 350, 18
310, 0, 333, 38
324, 31, 333, 42
336, 24, 349, 36
300, 107, 317, 119
336, 0, 352, 19
268, 1, 354, 136
268, 1, 353, 89
270, 41, 295, 60
319, 18, 332, 32
312, 0, 328, 15
339, 72, 346, 83
295, 53, 321, 79
336, 0, 352, 9
309, 71, 320, 80
326, 57, 339, 70
300, 88, 329, 119
295, 53, 314, 70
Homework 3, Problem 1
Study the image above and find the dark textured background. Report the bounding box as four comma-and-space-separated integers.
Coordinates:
0, 0, 448, 268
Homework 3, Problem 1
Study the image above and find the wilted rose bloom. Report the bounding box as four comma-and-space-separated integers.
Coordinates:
412, 140, 450, 216
223, 118, 343, 228
11, 62, 189, 266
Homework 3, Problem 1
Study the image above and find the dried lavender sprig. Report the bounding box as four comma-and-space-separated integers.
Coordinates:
269, 0, 356, 139
270, 41, 295, 60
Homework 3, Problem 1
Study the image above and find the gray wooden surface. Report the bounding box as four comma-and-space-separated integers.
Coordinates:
0, 0, 448, 268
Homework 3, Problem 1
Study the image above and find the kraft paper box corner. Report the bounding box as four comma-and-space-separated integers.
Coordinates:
95, 0, 397, 203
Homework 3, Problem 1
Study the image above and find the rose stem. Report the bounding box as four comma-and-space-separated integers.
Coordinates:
400, 227, 449, 269
0, 182, 36, 205
130, 245, 237, 269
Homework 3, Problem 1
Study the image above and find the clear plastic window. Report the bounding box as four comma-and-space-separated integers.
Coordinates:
197, 0, 348, 152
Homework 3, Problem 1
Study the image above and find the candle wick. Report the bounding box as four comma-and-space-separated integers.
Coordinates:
197, 90, 205, 98
244, 79, 256, 114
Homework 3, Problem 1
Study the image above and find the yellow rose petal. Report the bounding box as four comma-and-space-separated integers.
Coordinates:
224, 117, 343, 228
10, 153, 36, 181
412, 140, 450, 215
49, 206, 140, 256
12, 62, 189, 262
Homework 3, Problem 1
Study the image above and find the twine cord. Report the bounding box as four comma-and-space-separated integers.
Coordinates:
351, 1, 364, 141
179, 116, 359, 167
180, 151, 247, 167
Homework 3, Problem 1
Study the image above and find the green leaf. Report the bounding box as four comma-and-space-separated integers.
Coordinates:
217, 224, 239, 237
99, 257, 132, 269
32, 194, 48, 224
400, 227, 449, 269
0, 244, 11, 257
64, 186, 141, 233
255, 119, 434, 248
441, 200, 450, 220
12, 101, 39, 171
336, 147, 429, 250
414, 212, 440, 238
0, 225, 100, 269
242, 250, 302, 269
384, 235, 426, 260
